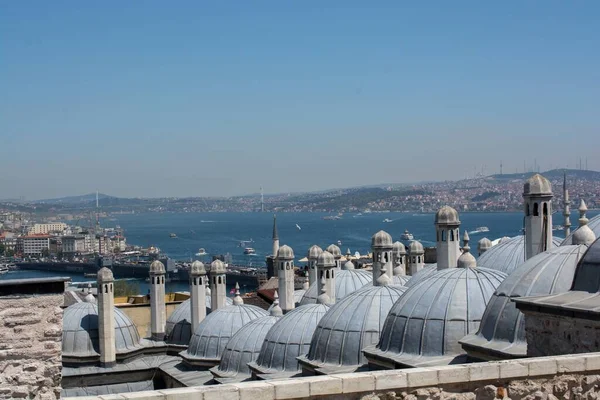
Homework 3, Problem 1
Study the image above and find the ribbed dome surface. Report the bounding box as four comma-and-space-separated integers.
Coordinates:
299, 269, 371, 305
523, 174, 552, 196
166, 296, 233, 345
477, 235, 562, 275
372, 231, 393, 248
460, 245, 586, 359
303, 285, 406, 370
184, 304, 268, 361
62, 302, 142, 357
562, 214, 600, 245
392, 275, 410, 286
371, 267, 506, 367
326, 244, 342, 257
250, 304, 330, 374
404, 264, 437, 288
212, 315, 280, 380
435, 206, 460, 225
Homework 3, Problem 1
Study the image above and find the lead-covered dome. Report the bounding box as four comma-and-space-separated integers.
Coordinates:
326, 244, 342, 258
523, 173, 552, 196
364, 267, 506, 368
460, 245, 587, 360
277, 245, 294, 260
62, 302, 142, 361
307, 245, 323, 260
408, 240, 424, 254
210, 315, 280, 383
404, 264, 437, 287
392, 275, 410, 286
149, 260, 165, 274
435, 206, 460, 225
181, 304, 268, 366
477, 235, 562, 275
248, 303, 330, 378
562, 214, 600, 246
299, 285, 406, 374
299, 269, 371, 305
371, 231, 393, 248
166, 296, 233, 345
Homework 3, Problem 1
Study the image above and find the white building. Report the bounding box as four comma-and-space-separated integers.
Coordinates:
62, 235, 86, 254
28, 223, 67, 235
21, 235, 51, 256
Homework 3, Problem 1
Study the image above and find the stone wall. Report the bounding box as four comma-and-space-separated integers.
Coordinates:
0, 293, 64, 399
62, 352, 600, 400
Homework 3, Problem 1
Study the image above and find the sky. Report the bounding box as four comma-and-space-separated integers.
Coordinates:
1, 2, 599, 199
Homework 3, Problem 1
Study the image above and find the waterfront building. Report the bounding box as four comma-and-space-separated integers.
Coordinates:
28, 222, 67, 235
20, 234, 51, 256
62, 235, 86, 255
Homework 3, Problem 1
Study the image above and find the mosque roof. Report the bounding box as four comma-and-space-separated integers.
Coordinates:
404, 264, 438, 288
210, 315, 280, 383
181, 304, 268, 364
364, 266, 506, 368
62, 302, 142, 358
298, 284, 406, 374
165, 296, 233, 346
299, 269, 371, 306
392, 274, 410, 286
477, 235, 562, 275
562, 214, 600, 245
460, 245, 586, 359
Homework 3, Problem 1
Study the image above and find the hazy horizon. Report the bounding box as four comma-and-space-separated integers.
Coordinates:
2, 2, 599, 200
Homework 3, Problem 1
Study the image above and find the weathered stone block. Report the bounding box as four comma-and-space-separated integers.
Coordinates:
307, 376, 343, 396
372, 370, 408, 391
270, 379, 310, 399
468, 362, 500, 382
335, 372, 376, 393
158, 387, 203, 400
499, 360, 528, 379
233, 381, 275, 400
120, 391, 165, 399
406, 368, 438, 388
198, 385, 239, 400
527, 357, 558, 377
435, 365, 469, 384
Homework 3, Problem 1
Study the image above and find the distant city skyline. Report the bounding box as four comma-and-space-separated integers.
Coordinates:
1, 2, 599, 199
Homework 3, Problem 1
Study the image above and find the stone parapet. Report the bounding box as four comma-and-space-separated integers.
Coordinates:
0, 277, 69, 400
63, 352, 600, 400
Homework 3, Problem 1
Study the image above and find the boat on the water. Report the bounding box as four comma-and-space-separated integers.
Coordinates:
244, 247, 256, 255
469, 226, 490, 234
553, 225, 564, 231
400, 230, 414, 241
169, 233, 177, 238
383, 218, 393, 223
337, 240, 342, 246
0, 265, 9, 274
195, 248, 207, 256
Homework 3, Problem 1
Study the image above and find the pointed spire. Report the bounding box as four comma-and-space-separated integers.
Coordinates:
303, 272, 310, 291
579, 199, 589, 226
573, 199, 596, 245
462, 231, 471, 253
270, 290, 283, 317
376, 264, 392, 286
272, 214, 279, 240
564, 171, 571, 237
457, 231, 477, 268
233, 282, 244, 305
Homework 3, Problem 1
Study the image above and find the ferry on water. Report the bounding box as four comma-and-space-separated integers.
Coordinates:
400, 230, 414, 241
244, 247, 256, 255
470, 226, 490, 234
383, 218, 393, 223
195, 248, 207, 256
169, 233, 177, 238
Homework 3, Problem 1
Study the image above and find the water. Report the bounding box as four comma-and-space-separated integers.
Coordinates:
3, 211, 596, 293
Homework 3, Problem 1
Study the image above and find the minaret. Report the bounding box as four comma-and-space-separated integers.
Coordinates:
276, 245, 295, 312
190, 261, 207, 333
149, 260, 166, 341
457, 232, 477, 269
563, 172, 571, 237
392, 241, 407, 277
572, 200, 597, 246
371, 231, 393, 283
272, 215, 280, 258
97, 267, 116, 367
408, 241, 425, 276
435, 206, 461, 269
210, 259, 227, 311
307, 245, 323, 286
523, 174, 553, 260
317, 251, 336, 304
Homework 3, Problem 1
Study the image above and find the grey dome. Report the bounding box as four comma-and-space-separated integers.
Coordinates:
62, 302, 142, 359
210, 259, 226, 274
182, 304, 268, 363
460, 245, 587, 359
166, 296, 233, 345
435, 206, 460, 225
392, 275, 410, 286
342, 260, 355, 270
523, 174, 552, 196
299, 269, 371, 305
392, 241, 406, 254
210, 315, 280, 382
326, 244, 342, 258
408, 240, 424, 254
97, 267, 114, 282
277, 245, 294, 260
477, 235, 562, 275
190, 261, 206, 276
249, 303, 330, 376
300, 285, 406, 373
562, 214, 600, 245
307, 245, 323, 260
268, 290, 306, 313
149, 260, 165, 274
366, 267, 506, 367
478, 238, 493, 253
404, 264, 438, 287
371, 231, 393, 248
317, 251, 335, 267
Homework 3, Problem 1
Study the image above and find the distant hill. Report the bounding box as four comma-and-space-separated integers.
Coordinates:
487, 169, 600, 181
34, 193, 115, 204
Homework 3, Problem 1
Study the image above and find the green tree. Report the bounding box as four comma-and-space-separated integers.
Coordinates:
113, 280, 140, 297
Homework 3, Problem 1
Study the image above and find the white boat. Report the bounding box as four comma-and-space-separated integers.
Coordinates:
169, 233, 177, 238
400, 230, 414, 241
296, 224, 301, 231
244, 247, 256, 255
469, 226, 490, 235
195, 248, 207, 256
0, 265, 9, 274
383, 218, 393, 223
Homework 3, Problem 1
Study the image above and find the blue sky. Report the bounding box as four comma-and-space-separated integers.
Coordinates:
1, 2, 599, 199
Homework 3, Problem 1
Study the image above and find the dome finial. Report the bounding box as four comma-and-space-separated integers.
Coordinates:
376, 265, 392, 286
317, 276, 330, 305
233, 282, 243, 305
457, 232, 477, 268
579, 199, 589, 226
270, 290, 283, 317
462, 231, 471, 253
572, 199, 596, 246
